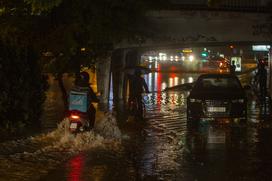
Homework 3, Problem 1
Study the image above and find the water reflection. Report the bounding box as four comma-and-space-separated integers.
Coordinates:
145, 92, 187, 108
144, 72, 197, 92
188, 77, 194, 83
40, 72, 272, 180
68, 154, 84, 181
143, 72, 194, 111
183, 122, 249, 180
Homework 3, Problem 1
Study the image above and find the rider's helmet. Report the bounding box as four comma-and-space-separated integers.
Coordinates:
80, 71, 90, 83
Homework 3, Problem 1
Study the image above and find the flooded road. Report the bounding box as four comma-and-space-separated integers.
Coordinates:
1, 72, 272, 181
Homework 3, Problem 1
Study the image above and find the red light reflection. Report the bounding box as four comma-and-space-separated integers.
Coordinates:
157, 64, 162, 108
170, 66, 177, 72
68, 154, 84, 181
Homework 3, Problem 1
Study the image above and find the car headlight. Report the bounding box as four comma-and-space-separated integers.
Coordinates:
189, 98, 202, 103
232, 99, 245, 103
189, 55, 194, 62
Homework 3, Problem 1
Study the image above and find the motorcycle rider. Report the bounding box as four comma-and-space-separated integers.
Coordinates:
229, 60, 236, 75
128, 69, 149, 119
74, 71, 99, 127
255, 61, 267, 99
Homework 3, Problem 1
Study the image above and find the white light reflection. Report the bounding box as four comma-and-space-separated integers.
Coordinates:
161, 92, 167, 104
148, 73, 152, 91
144, 74, 148, 90
188, 77, 194, 83
154, 72, 158, 91
180, 93, 185, 105
155, 61, 158, 69
181, 78, 185, 84
175, 56, 179, 61
189, 55, 194, 62
174, 77, 179, 86
159, 53, 167, 61
169, 78, 173, 87
174, 93, 179, 104
162, 82, 167, 90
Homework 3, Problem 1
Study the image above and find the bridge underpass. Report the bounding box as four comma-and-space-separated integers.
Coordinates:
96, 9, 272, 103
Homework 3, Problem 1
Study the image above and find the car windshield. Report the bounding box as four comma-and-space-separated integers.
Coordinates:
196, 77, 241, 90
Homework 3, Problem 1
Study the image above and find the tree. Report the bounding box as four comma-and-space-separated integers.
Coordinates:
0, 41, 48, 132
34, 0, 168, 108
0, 0, 170, 128
0, 1, 51, 132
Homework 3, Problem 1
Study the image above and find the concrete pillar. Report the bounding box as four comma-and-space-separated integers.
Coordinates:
269, 48, 272, 97
123, 49, 141, 101
96, 57, 111, 103
111, 48, 141, 102
111, 49, 127, 101
125, 49, 141, 67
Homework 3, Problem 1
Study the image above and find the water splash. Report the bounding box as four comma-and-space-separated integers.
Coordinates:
0, 111, 122, 181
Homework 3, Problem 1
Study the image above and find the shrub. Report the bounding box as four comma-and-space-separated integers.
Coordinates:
0, 41, 48, 133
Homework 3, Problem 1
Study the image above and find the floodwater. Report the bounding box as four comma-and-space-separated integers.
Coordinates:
1, 71, 272, 181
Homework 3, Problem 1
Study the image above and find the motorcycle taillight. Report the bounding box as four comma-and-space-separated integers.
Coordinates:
70, 114, 80, 119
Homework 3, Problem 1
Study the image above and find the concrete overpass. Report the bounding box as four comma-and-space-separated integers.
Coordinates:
96, 9, 272, 103
118, 9, 272, 49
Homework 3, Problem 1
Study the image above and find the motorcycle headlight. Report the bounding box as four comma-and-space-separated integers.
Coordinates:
189, 98, 202, 103
232, 99, 245, 103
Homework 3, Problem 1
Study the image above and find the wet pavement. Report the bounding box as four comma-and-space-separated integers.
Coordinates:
1, 71, 272, 181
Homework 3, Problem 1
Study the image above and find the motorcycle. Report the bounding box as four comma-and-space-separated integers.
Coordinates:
68, 110, 91, 134
67, 84, 99, 134
128, 96, 146, 120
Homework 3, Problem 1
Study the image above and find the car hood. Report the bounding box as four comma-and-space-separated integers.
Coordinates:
189, 89, 246, 99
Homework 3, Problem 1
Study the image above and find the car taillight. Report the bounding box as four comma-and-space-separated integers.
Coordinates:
70, 114, 80, 119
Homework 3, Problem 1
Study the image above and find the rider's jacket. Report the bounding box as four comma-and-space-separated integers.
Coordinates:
129, 75, 149, 98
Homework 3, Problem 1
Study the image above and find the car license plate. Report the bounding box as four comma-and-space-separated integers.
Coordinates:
207, 127, 226, 144
207, 107, 226, 112
70, 123, 78, 129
